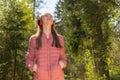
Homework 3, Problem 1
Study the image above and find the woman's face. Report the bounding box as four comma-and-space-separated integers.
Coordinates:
42, 13, 53, 26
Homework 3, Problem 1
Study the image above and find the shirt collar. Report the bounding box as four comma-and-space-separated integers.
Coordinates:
42, 32, 52, 40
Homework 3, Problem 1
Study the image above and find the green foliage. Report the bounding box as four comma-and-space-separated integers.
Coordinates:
83, 49, 96, 80
0, 0, 35, 80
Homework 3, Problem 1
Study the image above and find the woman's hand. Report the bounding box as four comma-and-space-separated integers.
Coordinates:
33, 64, 38, 72
59, 60, 65, 69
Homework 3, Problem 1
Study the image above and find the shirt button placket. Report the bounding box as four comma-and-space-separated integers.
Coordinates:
47, 38, 51, 80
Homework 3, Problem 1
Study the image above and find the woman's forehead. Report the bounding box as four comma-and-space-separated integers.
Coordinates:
44, 13, 52, 17
40, 13, 53, 19
40, 15, 46, 19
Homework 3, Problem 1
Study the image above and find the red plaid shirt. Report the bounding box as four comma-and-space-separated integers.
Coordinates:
26, 33, 67, 80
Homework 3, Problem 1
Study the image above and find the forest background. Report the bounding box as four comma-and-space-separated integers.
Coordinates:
0, 0, 120, 80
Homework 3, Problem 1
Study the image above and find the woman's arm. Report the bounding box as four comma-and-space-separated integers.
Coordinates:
25, 36, 36, 72
59, 36, 67, 69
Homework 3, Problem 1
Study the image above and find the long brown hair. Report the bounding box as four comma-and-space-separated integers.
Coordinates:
36, 15, 62, 50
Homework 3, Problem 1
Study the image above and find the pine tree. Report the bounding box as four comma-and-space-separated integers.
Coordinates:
0, 0, 34, 79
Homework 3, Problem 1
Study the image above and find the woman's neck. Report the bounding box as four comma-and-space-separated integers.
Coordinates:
43, 25, 51, 38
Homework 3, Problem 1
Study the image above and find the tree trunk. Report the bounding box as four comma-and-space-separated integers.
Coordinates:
93, 21, 110, 79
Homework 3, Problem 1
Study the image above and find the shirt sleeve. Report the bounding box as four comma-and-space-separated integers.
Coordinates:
25, 36, 36, 72
59, 36, 67, 68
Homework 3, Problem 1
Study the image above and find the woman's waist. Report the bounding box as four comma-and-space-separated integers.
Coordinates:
36, 63, 60, 71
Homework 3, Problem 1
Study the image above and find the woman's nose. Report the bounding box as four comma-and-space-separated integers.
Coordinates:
47, 15, 51, 18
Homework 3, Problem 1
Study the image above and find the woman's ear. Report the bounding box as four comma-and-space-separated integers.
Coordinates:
52, 20, 56, 27
37, 18, 43, 27
40, 19, 43, 27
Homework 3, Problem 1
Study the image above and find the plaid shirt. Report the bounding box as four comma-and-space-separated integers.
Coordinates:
26, 33, 67, 80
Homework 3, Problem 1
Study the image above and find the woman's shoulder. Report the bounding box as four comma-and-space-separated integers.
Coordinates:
57, 34, 63, 38
57, 34, 64, 40
57, 34, 65, 45
29, 34, 37, 41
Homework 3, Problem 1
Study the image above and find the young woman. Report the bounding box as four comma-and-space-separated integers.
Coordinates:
26, 13, 67, 80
